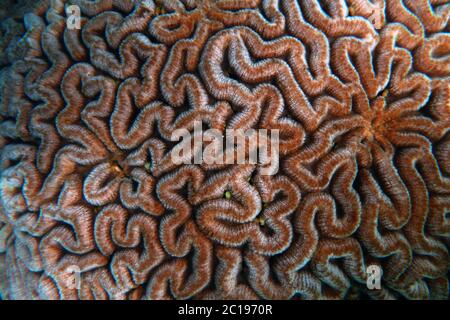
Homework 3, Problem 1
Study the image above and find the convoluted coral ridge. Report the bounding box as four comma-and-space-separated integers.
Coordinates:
0, 0, 449, 300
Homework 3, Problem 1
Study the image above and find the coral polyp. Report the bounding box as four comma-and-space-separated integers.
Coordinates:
0, 0, 449, 300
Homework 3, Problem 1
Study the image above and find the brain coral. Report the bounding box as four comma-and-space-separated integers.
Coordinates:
0, 0, 449, 300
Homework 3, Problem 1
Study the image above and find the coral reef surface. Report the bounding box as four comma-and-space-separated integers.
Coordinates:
0, 0, 449, 300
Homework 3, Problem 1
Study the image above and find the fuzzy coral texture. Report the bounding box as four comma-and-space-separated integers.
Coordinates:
0, 0, 449, 300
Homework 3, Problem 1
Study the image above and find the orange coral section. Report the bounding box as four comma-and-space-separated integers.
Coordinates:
0, 0, 449, 300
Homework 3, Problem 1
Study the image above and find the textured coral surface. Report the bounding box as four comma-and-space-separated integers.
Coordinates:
0, 0, 449, 300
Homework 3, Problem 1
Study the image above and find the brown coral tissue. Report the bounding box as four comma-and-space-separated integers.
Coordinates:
0, 0, 449, 301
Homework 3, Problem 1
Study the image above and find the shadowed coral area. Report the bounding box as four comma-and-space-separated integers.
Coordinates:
0, 0, 449, 300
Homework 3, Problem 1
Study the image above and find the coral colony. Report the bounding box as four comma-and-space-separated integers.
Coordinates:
0, 0, 449, 300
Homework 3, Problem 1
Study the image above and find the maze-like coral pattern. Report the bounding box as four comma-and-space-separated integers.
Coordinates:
0, 0, 449, 300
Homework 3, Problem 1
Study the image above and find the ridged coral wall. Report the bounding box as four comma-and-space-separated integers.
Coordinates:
0, 0, 449, 300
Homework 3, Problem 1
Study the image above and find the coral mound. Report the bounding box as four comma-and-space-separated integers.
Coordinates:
0, 0, 449, 300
